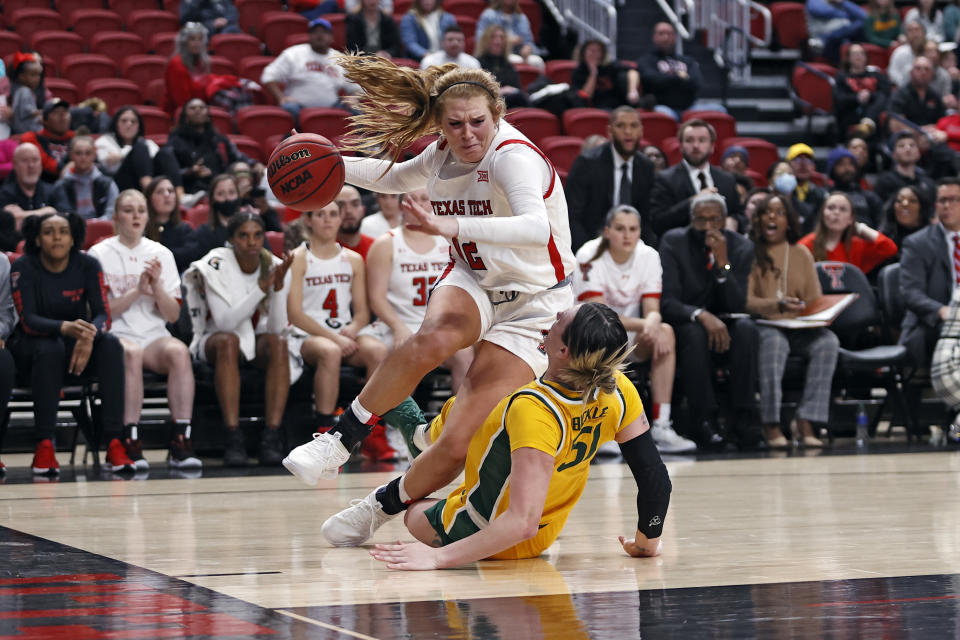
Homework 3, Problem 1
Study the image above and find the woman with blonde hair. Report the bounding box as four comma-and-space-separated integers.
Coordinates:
475, 25, 529, 108
476, 0, 545, 70
399, 0, 458, 61
283, 57, 575, 547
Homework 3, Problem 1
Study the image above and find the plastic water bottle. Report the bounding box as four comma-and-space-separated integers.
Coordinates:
855, 403, 868, 449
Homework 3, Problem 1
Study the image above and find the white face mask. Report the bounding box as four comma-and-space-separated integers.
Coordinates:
773, 173, 798, 195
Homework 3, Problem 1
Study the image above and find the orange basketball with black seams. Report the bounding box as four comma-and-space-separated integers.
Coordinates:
267, 133, 345, 211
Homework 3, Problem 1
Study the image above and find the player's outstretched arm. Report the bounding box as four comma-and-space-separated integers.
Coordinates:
617, 413, 671, 559
619, 530, 662, 558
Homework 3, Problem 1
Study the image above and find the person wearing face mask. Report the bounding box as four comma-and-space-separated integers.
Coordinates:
184, 174, 247, 264
782, 146, 828, 233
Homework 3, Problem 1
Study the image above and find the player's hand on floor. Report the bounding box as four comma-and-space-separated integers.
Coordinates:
371, 540, 440, 570
619, 533, 661, 558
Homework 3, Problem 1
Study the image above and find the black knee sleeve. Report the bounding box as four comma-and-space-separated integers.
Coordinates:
619, 430, 672, 539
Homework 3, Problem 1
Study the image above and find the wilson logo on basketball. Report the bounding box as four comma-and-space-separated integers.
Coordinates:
268, 149, 312, 177
279, 169, 314, 195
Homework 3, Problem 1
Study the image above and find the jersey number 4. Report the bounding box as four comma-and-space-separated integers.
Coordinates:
322, 289, 338, 317
412, 276, 437, 306
453, 239, 487, 271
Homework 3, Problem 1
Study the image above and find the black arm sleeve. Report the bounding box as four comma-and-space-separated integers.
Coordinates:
619, 430, 671, 538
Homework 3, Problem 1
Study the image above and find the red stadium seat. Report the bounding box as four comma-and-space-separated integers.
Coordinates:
539, 136, 584, 173
109, 0, 162, 21
236, 105, 295, 140
0, 33, 24, 61
121, 55, 168, 93
210, 33, 263, 60
446, 0, 486, 20
145, 78, 166, 107
209, 55, 238, 76
236, 0, 284, 36
29, 31, 84, 68
260, 11, 309, 55
4, 0, 40, 16
229, 134, 265, 163
184, 203, 209, 228
209, 106, 235, 134
146, 132, 168, 147
394, 0, 413, 15
69, 9, 124, 41
10, 9, 64, 44
62, 55, 119, 95
637, 111, 678, 146
151, 32, 178, 57
504, 108, 560, 146
84, 219, 115, 250
513, 63, 541, 90
126, 10, 181, 43
285, 33, 309, 49
134, 105, 172, 136
770, 1, 807, 50
85, 78, 143, 111
238, 55, 275, 81
59, 0, 109, 21
722, 137, 780, 176
299, 107, 352, 143
660, 136, 682, 165
562, 108, 609, 138
90, 31, 147, 58
545, 59, 576, 85
791, 62, 835, 115
266, 231, 284, 257
45, 78, 81, 104
456, 16, 477, 39
745, 168, 766, 188
322, 13, 347, 50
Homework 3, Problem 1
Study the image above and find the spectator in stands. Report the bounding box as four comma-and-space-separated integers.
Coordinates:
186, 173, 245, 263
475, 25, 530, 108
345, 0, 392, 11
229, 161, 281, 232
399, 0, 459, 62
88, 190, 201, 472
145, 176, 196, 273
659, 192, 762, 450
945, 2, 960, 43
734, 174, 754, 207
863, 0, 901, 48
183, 211, 293, 467
846, 135, 876, 175
335, 185, 375, 259
898, 177, 960, 367
746, 194, 838, 449
805, 0, 866, 64
888, 20, 928, 88
262, 18, 359, 124
824, 146, 884, 227
636, 22, 707, 119
931, 289, 960, 446
166, 99, 263, 195
799, 191, 897, 275
165, 22, 212, 115
421, 25, 481, 69
890, 56, 948, 152
744, 185, 773, 236
476, 0, 545, 70
567, 107, 656, 252
643, 144, 669, 172
9, 212, 135, 475
180, 0, 241, 36
8, 53, 42, 135
834, 43, 891, 139
21, 99, 74, 184
720, 146, 749, 177
570, 38, 641, 111
650, 118, 744, 238
0, 144, 70, 252
360, 192, 403, 238
0, 255, 15, 475
880, 184, 933, 258
346, 0, 403, 59
52, 137, 119, 221
904, 0, 944, 42
875, 132, 938, 206
785, 144, 828, 232
573, 204, 696, 454
96, 107, 168, 193
923, 39, 958, 110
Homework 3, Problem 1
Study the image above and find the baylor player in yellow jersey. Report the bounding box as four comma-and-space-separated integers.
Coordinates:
322, 303, 672, 569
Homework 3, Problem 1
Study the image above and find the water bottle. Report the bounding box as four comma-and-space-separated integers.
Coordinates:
855, 403, 868, 448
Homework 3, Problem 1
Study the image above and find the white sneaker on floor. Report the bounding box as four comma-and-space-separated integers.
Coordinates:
321, 488, 396, 547
596, 439, 621, 457
652, 420, 697, 454
282, 431, 350, 486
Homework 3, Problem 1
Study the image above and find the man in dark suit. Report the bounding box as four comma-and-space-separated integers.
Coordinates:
660, 192, 762, 450
899, 177, 960, 367
566, 107, 656, 252
649, 118, 745, 238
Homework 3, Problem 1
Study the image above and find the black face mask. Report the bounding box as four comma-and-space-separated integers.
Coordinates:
213, 199, 240, 218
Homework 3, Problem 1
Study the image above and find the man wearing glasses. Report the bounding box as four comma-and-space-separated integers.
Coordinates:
659, 192, 762, 451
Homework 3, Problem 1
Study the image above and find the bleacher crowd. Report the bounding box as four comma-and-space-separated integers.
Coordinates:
0, 0, 958, 476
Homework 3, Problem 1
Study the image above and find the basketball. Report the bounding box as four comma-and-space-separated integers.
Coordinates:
267, 133, 345, 212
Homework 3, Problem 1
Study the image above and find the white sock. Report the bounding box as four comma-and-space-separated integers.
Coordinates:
658, 404, 671, 424
413, 423, 431, 451
398, 475, 412, 503
350, 398, 376, 424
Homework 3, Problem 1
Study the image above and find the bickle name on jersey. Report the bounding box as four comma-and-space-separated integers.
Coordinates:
400, 261, 450, 273
305, 273, 351, 286
431, 199, 493, 217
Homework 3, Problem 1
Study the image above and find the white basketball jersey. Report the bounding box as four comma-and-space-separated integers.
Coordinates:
427, 121, 574, 293
387, 230, 451, 331
573, 238, 662, 320
301, 245, 354, 332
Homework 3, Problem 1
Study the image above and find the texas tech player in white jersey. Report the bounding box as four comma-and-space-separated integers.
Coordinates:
301, 244, 356, 332
387, 230, 450, 331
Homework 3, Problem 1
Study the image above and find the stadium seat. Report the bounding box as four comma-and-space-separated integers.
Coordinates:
299, 107, 352, 143
513, 63, 541, 90
110, 0, 161, 21
229, 134, 265, 163
210, 33, 263, 60
146, 132, 168, 147
121, 55, 168, 93
29, 31, 84, 68
539, 136, 583, 173
260, 11, 309, 55
263, 133, 285, 160
209, 55, 238, 76
85, 78, 143, 111
125, 10, 181, 43
504, 108, 561, 146
150, 32, 178, 57
284, 33, 309, 49
69, 9, 124, 41
0, 33, 24, 61
770, 1, 807, 50
545, 59, 576, 85
145, 78, 166, 107
236, 105, 295, 140
456, 15, 477, 40
562, 108, 609, 138
745, 168, 765, 188
45, 78, 81, 105
184, 203, 209, 228
62, 55, 119, 95
394, 0, 413, 15
323, 13, 347, 50
637, 111, 678, 146
791, 62, 835, 126
84, 219, 115, 249
445, 0, 486, 20
209, 106, 235, 134
59, 0, 108, 21
660, 136, 681, 165
3, 0, 40, 16
90, 31, 147, 58
134, 105, 173, 136
266, 231, 284, 257
840, 42, 890, 70
237, 0, 284, 36
238, 55, 275, 81
10, 9, 64, 44
722, 137, 779, 176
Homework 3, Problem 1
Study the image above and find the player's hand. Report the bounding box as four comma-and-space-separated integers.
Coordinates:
778, 296, 806, 315
340, 323, 359, 340
619, 531, 662, 558
136, 269, 154, 296
371, 540, 441, 570
61, 319, 97, 341
335, 334, 359, 357
401, 198, 458, 239
273, 252, 294, 291
394, 324, 413, 345
698, 311, 730, 353
68, 334, 93, 375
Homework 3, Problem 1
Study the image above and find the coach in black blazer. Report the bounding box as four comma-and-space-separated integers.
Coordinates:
660, 192, 761, 449
649, 119, 745, 238
566, 108, 656, 251
899, 179, 960, 367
